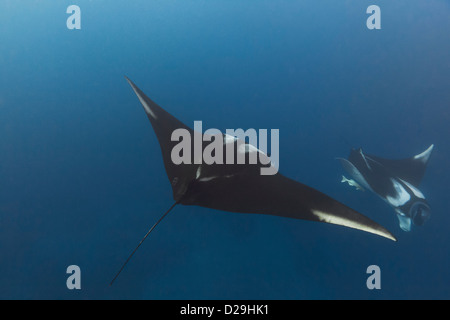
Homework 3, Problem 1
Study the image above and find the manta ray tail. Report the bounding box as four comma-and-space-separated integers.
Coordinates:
110, 202, 178, 286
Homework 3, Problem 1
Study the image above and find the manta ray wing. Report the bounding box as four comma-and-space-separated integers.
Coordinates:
183, 172, 396, 240
126, 77, 198, 201
365, 145, 434, 187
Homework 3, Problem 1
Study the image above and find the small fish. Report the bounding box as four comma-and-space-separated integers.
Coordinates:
341, 175, 365, 191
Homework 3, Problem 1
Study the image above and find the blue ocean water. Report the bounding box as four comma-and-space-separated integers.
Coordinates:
0, 0, 449, 300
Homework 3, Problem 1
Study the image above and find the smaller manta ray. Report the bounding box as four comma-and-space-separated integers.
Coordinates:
341, 175, 365, 191
338, 145, 434, 232
110, 77, 397, 285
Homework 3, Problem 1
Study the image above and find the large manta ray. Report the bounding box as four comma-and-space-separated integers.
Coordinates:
110, 77, 396, 285
339, 145, 434, 232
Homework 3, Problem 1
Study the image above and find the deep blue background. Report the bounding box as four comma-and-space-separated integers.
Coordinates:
0, 0, 449, 299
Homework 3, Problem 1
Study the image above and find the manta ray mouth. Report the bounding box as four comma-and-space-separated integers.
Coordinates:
410, 202, 431, 226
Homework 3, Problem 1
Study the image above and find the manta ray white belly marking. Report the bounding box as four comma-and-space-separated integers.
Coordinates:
385, 178, 411, 207
399, 179, 425, 199
198, 176, 218, 182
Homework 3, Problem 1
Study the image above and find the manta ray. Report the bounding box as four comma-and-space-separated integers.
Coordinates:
110, 77, 396, 285
339, 145, 434, 232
